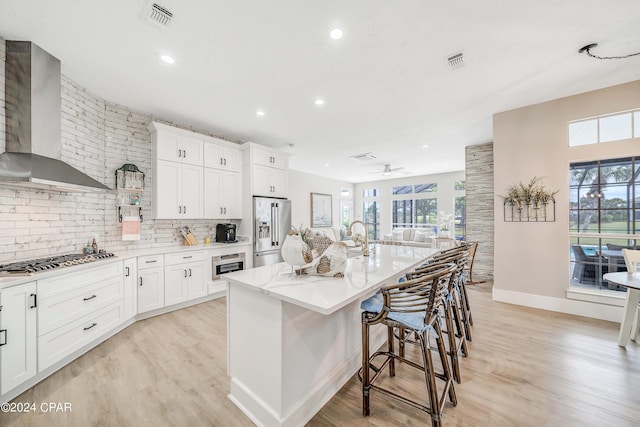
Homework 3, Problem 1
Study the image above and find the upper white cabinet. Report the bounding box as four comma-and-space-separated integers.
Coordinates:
242, 142, 290, 199
204, 139, 242, 172
149, 122, 242, 219
155, 128, 203, 167
204, 168, 242, 219
0, 281, 37, 395
252, 146, 289, 170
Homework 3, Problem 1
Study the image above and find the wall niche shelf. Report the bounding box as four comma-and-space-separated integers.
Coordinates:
504, 200, 555, 222
115, 164, 145, 223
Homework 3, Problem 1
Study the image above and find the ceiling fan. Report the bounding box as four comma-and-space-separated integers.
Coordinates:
368, 164, 407, 176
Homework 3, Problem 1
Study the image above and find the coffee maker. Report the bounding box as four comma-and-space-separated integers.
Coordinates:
216, 223, 237, 243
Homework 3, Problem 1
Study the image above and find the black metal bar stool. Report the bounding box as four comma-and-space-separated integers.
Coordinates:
358, 262, 457, 427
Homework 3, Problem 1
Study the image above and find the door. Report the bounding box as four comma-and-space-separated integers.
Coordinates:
274, 199, 291, 249
165, 265, 189, 306
156, 160, 180, 218
0, 281, 37, 394
254, 197, 275, 253
178, 135, 203, 166
138, 267, 164, 313
252, 164, 272, 197
181, 163, 203, 219
123, 258, 137, 320
270, 168, 288, 198
254, 250, 283, 267
186, 262, 206, 299
222, 171, 241, 218
204, 168, 223, 218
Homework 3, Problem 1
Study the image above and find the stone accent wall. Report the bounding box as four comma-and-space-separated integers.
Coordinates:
0, 37, 239, 263
465, 143, 494, 280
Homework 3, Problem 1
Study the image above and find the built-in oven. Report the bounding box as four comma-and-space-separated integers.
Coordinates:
212, 252, 245, 280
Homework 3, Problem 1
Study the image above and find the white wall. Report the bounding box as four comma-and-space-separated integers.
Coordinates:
287, 170, 353, 231
493, 80, 640, 302
353, 171, 465, 235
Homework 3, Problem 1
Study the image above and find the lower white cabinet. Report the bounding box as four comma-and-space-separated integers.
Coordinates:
37, 263, 125, 371
0, 281, 37, 395
164, 251, 206, 306
138, 268, 165, 314
123, 258, 137, 320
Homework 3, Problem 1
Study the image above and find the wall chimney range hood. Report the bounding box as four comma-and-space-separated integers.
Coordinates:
0, 41, 111, 192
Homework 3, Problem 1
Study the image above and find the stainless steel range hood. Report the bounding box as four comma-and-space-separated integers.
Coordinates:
0, 41, 111, 192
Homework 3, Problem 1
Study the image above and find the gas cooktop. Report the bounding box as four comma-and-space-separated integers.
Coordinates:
0, 252, 115, 276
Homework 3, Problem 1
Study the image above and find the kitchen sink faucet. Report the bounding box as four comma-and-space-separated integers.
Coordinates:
347, 221, 369, 257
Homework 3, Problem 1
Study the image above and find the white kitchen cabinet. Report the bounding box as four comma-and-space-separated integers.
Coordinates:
204, 168, 242, 219
252, 164, 288, 198
137, 255, 164, 315
123, 258, 137, 320
164, 251, 206, 306
252, 146, 289, 170
204, 140, 242, 172
0, 282, 37, 395
155, 160, 203, 219
155, 128, 203, 167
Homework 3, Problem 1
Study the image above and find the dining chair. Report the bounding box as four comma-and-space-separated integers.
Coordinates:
621, 249, 640, 341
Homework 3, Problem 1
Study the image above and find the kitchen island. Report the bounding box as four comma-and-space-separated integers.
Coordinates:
223, 244, 438, 427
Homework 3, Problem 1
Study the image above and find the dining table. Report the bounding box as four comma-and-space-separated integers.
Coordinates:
602, 271, 640, 346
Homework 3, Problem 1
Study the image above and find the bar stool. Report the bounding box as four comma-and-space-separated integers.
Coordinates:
409, 252, 469, 384
431, 245, 474, 340
359, 262, 457, 427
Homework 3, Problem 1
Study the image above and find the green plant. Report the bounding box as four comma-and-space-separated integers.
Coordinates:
503, 177, 558, 207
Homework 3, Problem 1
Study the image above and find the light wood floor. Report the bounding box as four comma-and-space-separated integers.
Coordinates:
3, 282, 640, 427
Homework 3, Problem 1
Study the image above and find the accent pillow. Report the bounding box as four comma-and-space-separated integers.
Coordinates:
402, 229, 413, 241
413, 230, 428, 242
392, 230, 404, 241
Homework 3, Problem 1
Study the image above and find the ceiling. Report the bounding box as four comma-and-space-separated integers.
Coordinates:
1, 1, 639, 183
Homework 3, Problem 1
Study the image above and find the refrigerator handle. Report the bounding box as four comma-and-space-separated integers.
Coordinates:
271, 203, 277, 247
274, 203, 279, 247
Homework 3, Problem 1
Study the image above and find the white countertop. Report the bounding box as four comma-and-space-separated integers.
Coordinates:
223, 244, 438, 315
0, 241, 252, 290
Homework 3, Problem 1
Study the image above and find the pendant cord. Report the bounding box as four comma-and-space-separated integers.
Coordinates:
580, 43, 640, 60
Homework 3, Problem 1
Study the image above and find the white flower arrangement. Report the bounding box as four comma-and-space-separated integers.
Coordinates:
438, 210, 454, 232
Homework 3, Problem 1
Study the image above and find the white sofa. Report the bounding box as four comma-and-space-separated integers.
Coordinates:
307, 227, 356, 247
382, 227, 436, 248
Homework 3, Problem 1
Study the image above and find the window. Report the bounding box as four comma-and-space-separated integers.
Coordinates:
391, 183, 438, 229
363, 201, 380, 240
568, 109, 640, 147
455, 196, 466, 238
363, 188, 378, 197
569, 156, 640, 290
455, 181, 466, 191
415, 183, 437, 193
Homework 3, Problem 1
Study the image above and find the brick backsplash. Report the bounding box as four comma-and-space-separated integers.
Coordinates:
0, 38, 239, 264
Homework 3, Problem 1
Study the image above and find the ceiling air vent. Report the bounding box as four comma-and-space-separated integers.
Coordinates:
144, 3, 173, 28
348, 152, 378, 161
446, 52, 465, 70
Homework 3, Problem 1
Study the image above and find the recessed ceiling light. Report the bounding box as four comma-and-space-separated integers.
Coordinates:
315, 99, 325, 106
324, 163, 330, 167
421, 144, 429, 149
256, 110, 265, 116
329, 28, 343, 40
160, 55, 175, 64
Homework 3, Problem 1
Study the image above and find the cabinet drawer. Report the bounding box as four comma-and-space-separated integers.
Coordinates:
38, 300, 124, 371
38, 275, 124, 336
165, 251, 204, 266
37, 262, 123, 300
138, 254, 164, 269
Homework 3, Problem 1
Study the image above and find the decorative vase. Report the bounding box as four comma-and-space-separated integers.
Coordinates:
281, 232, 313, 267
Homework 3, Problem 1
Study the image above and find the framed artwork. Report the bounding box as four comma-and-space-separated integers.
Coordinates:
311, 192, 332, 227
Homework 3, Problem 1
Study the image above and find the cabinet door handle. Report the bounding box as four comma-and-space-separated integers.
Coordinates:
183, 150, 187, 158
220, 157, 224, 165
224, 207, 227, 214
189, 268, 192, 277
145, 260, 157, 264
178, 149, 182, 158
0, 329, 7, 346
83, 294, 97, 301
83, 323, 97, 331
183, 255, 193, 259
179, 205, 182, 214
184, 269, 188, 278
223, 158, 227, 165
183, 205, 187, 214
125, 266, 130, 277
220, 207, 223, 214
30, 293, 37, 309
139, 277, 143, 286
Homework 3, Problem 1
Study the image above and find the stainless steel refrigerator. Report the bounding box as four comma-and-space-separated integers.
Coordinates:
253, 196, 291, 267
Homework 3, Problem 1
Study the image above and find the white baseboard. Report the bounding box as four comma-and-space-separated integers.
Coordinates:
492, 287, 623, 323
